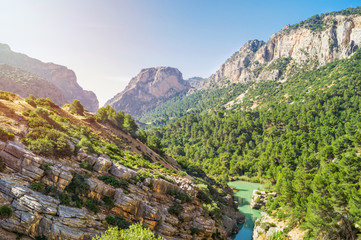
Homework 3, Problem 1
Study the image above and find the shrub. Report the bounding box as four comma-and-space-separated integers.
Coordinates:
167, 189, 191, 203
35, 235, 48, 240
65, 174, 90, 195
92, 224, 164, 240
196, 190, 212, 204
105, 215, 131, 229
40, 163, 53, 176
59, 193, 71, 206
203, 202, 221, 219
30, 182, 45, 192
70, 99, 85, 115
0, 157, 6, 172
168, 203, 184, 216
80, 161, 94, 171
0, 91, 16, 101
85, 197, 100, 214
98, 175, 129, 190
0, 128, 15, 142
78, 137, 95, 153
190, 227, 200, 235
28, 138, 54, 156
102, 196, 114, 209
0, 205, 12, 218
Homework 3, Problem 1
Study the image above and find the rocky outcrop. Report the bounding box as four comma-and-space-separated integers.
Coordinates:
0, 64, 67, 105
106, 67, 191, 117
0, 140, 243, 240
250, 190, 276, 209
252, 212, 284, 240
203, 14, 361, 88
0, 44, 98, 112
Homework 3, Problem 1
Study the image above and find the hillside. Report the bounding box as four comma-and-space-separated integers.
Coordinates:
0, 44, 99, 112
0, 91, 242, 240
139, 8, 361, 128
150, 44, 361, 239
0, 64, 66, 105
106, 67, 191, 118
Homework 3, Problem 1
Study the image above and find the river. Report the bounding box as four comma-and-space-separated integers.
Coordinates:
228, 181, 264, 240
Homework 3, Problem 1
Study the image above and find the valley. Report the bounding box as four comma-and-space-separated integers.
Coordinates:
1, 5, 361, 240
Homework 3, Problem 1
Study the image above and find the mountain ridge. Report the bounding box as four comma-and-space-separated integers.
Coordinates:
0, 44, 99, 112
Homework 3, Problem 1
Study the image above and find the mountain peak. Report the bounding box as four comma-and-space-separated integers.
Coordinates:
106, 66, 190, 117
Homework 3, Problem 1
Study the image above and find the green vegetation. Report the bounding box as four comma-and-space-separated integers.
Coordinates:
0, 205, 12, 218
0, 128, 15, 142
0, 157, 5, 172
167, 203, 184, 216
70, 99, 85, 115
92, 224, 164, 240
0, 90, 16, 101
30, 182, 45, 192
139, 82, 251, 128
98, 175, 129, 190
95, 105, 138, 136
105, 215, 131, 229
85, 197, 100, 214
150, 49, 361, 238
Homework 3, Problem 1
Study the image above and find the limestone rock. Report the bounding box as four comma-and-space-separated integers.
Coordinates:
93, 156, 112, 173
106, 67, 191, 117
110, 163, 138, 180
250, 190, 276, 209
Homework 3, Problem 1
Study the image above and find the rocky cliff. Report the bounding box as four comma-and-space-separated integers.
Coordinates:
0, 92, 243, 240
203, 14, 361, 88
0, 64, 66, 105
0, 44, 99, 112
106, 67, 191, 118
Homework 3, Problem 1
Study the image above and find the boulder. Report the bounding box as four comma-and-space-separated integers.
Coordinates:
110, 163, 138, 180
93, 156, 112, 173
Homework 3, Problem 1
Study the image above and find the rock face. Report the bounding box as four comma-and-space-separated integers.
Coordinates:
0, 44, 99, 112
0, 140, 243, 240
106, 67, 191, 117
202, 14, 361, 88
0, 64, 66, 105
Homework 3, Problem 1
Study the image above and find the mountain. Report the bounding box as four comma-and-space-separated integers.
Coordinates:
140, 9, 361, 129
105, 67, 191, 118
145, 8, 361, 240
185, 77, 207, 88
0, 91, 243, 240
0, 44, 99, 112
202, 12, 361, 88
0, 64, 66, 105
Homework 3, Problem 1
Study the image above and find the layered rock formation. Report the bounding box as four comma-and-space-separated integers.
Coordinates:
203, 14, 361, 88
250, 190, 276, 210
106, 67, 191, 117
0, 44, 98, 112
0, 140, 243, 240
0, 64, 66, 105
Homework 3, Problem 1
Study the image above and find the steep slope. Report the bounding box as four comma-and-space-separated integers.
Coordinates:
203, 10, 361, 88
0, 64, 66, 105
106, 67, 191, 118
0, 44, 99, 112
0, 92, 243, 240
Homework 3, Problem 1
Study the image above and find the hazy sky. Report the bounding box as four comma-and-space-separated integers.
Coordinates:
0, 0, 360, 106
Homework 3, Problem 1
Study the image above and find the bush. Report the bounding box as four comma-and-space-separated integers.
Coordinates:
59, 193, 71, 206
190, 227, 200, 235
92, 224, 164, 240
203, 202, 221, 219
196, 190, 212, 204
102, 196, 114, 209
0, 157, 6, 172
80, 161, 94, 171
78, 137, 95, 153
30, 182, 45, 192
105, 215, 131, 229
0, 205, 12, 218
167, 189, 191, 203
85, 197, 100, 214
40, 163, 53, 176
168, 203, 184, 216
35, 235, 48, 240
0, 128, 15, 142
98, 175, 129, 190
70, 99, 85, 115
28, 138, 54, 156
65, 174, 90, 195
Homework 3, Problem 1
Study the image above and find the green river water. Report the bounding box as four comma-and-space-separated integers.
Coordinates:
228, 181, 264, 240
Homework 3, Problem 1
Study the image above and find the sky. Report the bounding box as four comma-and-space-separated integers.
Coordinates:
0, 0, 360, 106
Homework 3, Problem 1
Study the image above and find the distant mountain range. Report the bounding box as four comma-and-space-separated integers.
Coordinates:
0, 44, 98, 112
